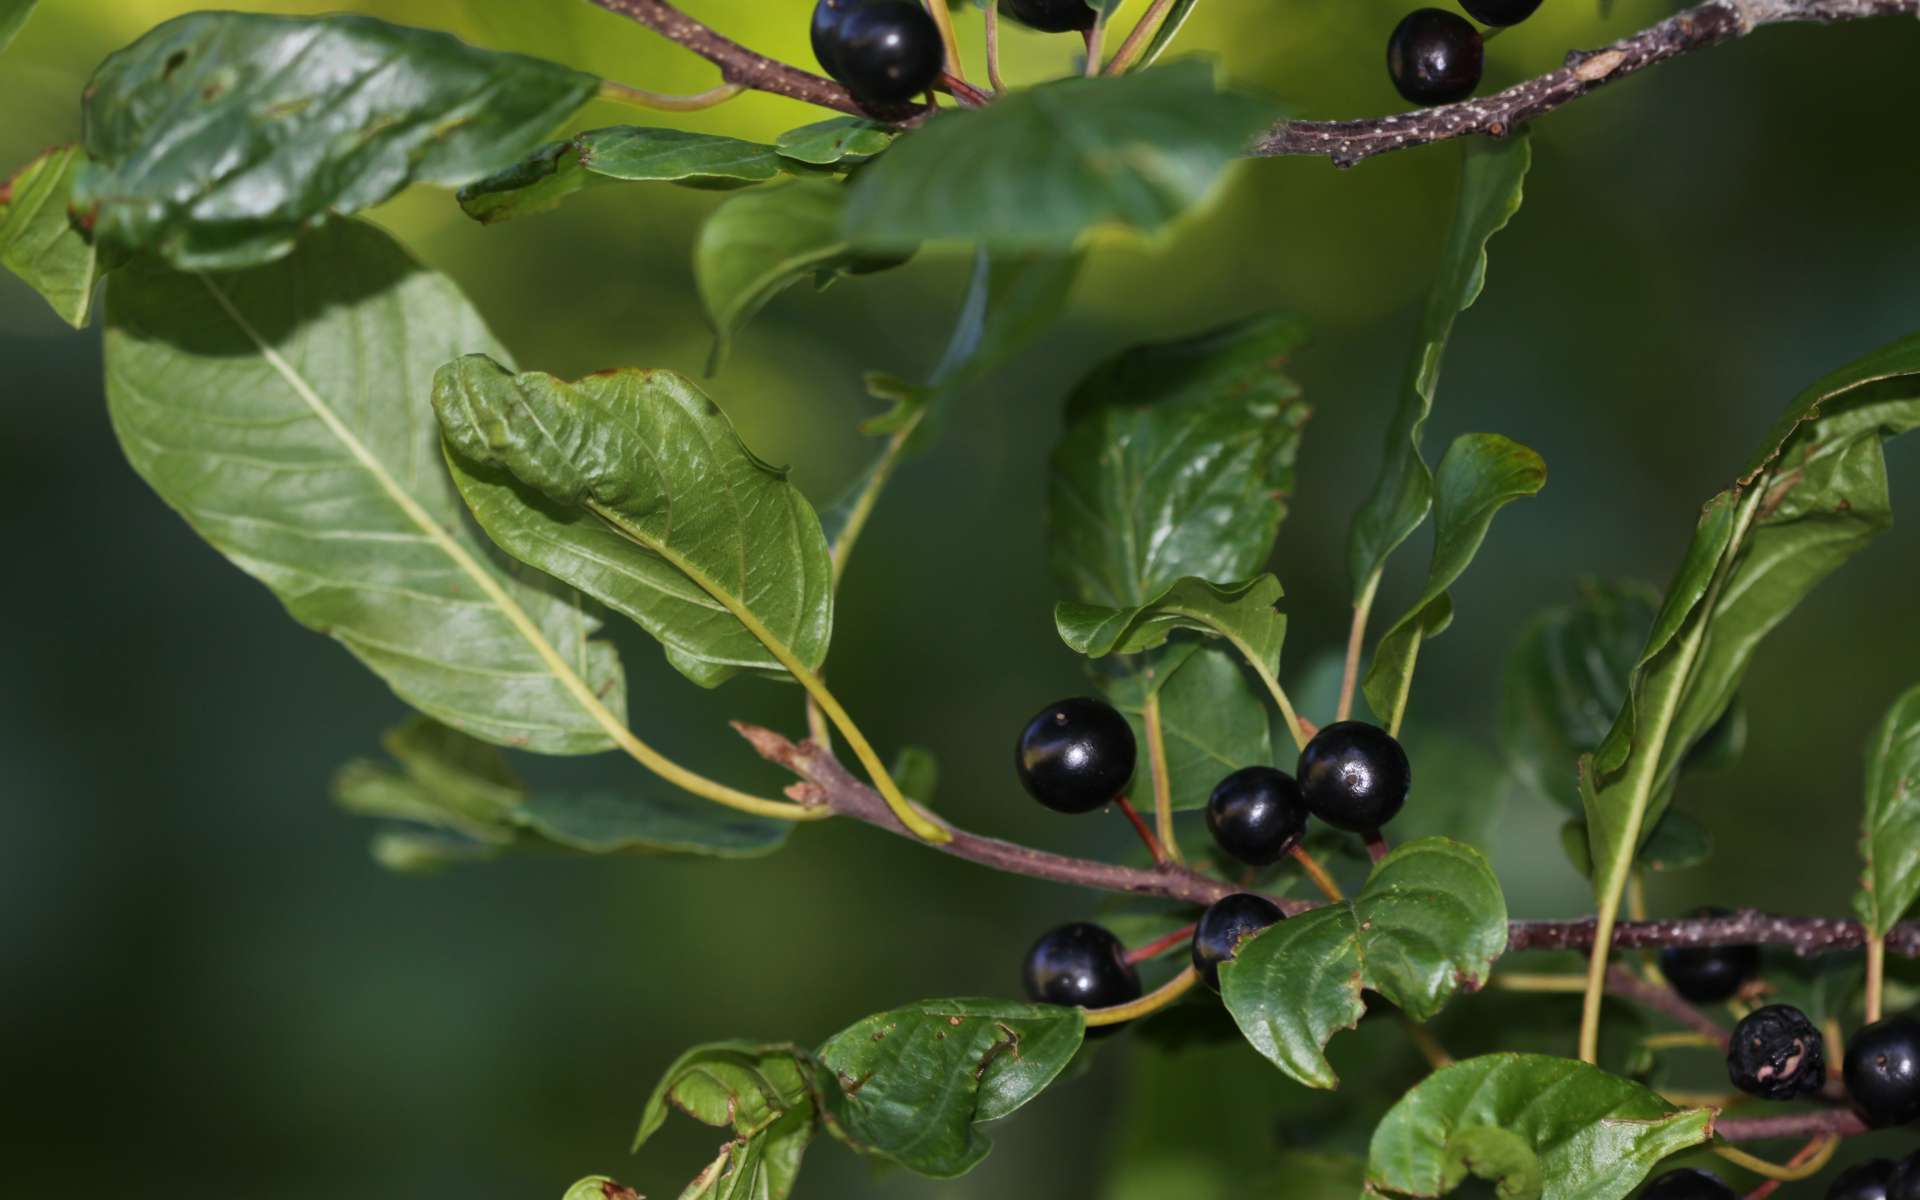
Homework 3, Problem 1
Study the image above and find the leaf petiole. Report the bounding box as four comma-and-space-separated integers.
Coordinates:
597, 79, 746, 112
1084, 965, 1199, 1026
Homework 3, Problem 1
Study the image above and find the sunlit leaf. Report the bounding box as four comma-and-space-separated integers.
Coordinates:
457, 127, 785, 224
434, 357, 834, 689
104, 218, 624, 753
1058, 575, 1286, 670
1856, 684, 1920, 937
775, 117, 894, 165
634, 1042, 822, 1200
1104, 643, 1273, 811
76, 11, 598, 269
0, 145, 102, 327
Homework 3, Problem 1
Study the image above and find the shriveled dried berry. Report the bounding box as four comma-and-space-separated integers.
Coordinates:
1727, 1004, 1826, 1100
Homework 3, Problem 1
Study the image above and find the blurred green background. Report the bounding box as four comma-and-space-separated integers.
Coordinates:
4, 1, 1919, 1195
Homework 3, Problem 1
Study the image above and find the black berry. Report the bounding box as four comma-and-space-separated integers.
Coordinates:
1460, 0, 1544, 26
999, 0, 1096, 33
1207, 766, 1308, 867
1845, 1016, 1920, 1127
1192, 893, 1285, 991
1297, 721, 1411, 833
1657, 907, 1759, 1004
1888, 1154, 1920, 1200
1828, 1159, 1898, 1200
1727, 1004, 1826, 1100
1022, 922, 1142, 1012
816, 1, 944, 105
1015, 697, 1137, 814
1641, 1170, 1735, 1200
1386, 9, 1484, 107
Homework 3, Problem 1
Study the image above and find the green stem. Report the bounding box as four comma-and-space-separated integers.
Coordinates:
1083, 965, 1198, 1026
598, 80, 746, 112
1867, 937, 1886, 1022
1141, 693, 1184, 863
1103, 0, 1177, 73
1578, 486, 1763, 1063
1338, 570, 1381, 723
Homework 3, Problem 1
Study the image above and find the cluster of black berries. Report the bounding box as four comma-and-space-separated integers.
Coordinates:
1014, 696, 1413, 1015
811, 0, 1097, 104
1386, 0, 1542, 107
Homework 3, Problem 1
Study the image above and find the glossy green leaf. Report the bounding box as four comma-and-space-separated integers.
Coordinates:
457, 127, 784, 224
1049, 314, 1309, 609
0, 0, 36, 54
334, 718, 792, 864
697, 179, 902, 372
775, 118, 894, 165
1559, 810, 1713, 878
0, 145, 101, 328
1347, 134, 1531, 601
1856, 684, 1920, 937
1366, 1054, 1714, 1200
75, 11, 598, 270
818, 998, 1084, 1178
634, 1042, 822, 1200
562, 1178, 638, 1200
104, 218, 624, 753
433, 356, 834, 689
1137, 0, 1201, 69
1363, 433, 1546, 730
843, 60, 1279, 250
1502, 580, 1658, 815
1585, 331, 1920, 920
1221, 838, 1507, 1089
1058, 575, 1286, 669
1106, 643, 1273, 811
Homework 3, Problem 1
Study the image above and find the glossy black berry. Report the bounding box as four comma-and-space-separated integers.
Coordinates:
1657, 907, 1759, 1004
1887, 1153, 1920, 1200
1015, 697, 1136, 814
1845, 1016, 1920, 1127
819, 1, 944, 105
1297, 721, 1411, 833
999, 0, 1097, 33
1022, 922, 1143, 1013
1206, 766, 1308, 867
1460, 0, 1544, 26
1386, 9, 1484, 107
1828, 1159, 1898, 1200
1641, 1169, 1735, 1200
1192, 893, 1284, 992
1727, 1004, 1826, 1100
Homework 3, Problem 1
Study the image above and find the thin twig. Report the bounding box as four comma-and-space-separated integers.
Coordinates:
1126, 922, 1198, 964
598, 80, 746, 112
1114, 795, 1167, 865
1606, 965, 1730, 1045
1142, 693, 1183, 865
985, 2, 1007, 92
1255, 0, 1920, 167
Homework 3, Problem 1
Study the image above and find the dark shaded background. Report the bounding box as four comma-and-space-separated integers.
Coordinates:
4, 1, 1918, 1195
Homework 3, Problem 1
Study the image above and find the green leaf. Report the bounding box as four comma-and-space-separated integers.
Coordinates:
103, 218, 624, 754
334, 718, 792, 863
1856, 684, 1920, 937
818, 998, 1084, 1178
1362, 433, 1546, 730
1559, 810, 1713, 878
75, 11, 598, 270
1501, 580, 1658, 815
842, 60, 1280, 251
775, 117, 895, 165
1347, 134, 1531, 602
1058, 575, 1285, 668
0, 0, 36, 54
634, 1042, 822, 1200
562, 1178, 638, 1200
1137, 0, 1201, 69
457, 128, 785, 224
1585, 330, 1920, 919
1049, 313, 1310, 609
1366, 1054, 1714, 1200
1106, 643, 1273, 812
433, 356, 834, 689
0, 145, 102, 328
891, 745, 939, 804
696, 179, 905, 372
1221, 838, 1507, 1089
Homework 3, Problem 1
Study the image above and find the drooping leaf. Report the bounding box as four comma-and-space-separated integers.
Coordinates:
1048, 314, 1310, 609
433, 356, 834, 689
1856, 684, 1920, 938
696, 179, 910, 371
1221, 838, 1507, 1089
1105, 643, 1273, 812
1584, 331, 1920, 922
457, 127, 785, 224
1362, 433, 1546, 730
634, 1042, 823, 1200
1366, 1054, 1714, 1200
1058, 575, 1286, 670
1347, 134, 1531, 601
0, 0, 36, 54
775, 117, 894, 165
843, 60, 1280, 251
817, 998, 1084, 1178
103, 218, 624, 753
0, 145, 103, 327
75, 11, 598, 269
334, 718, 792, 864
